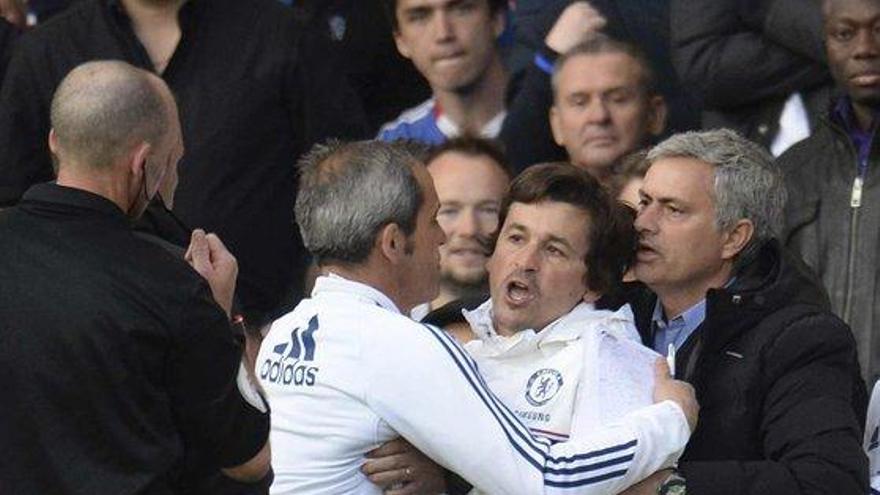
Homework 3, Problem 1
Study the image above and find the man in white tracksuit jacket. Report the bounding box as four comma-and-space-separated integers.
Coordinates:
258, 142, 698, 494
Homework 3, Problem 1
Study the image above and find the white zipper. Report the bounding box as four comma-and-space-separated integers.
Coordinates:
851, 176, 864, 208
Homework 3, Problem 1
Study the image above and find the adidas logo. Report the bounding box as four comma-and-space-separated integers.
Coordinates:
260, 315, 320, 386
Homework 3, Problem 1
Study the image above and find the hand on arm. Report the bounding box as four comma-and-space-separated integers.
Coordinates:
362, 438, 446, 495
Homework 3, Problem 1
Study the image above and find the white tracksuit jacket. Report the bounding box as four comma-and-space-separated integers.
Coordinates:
258, 274, 689, 494
463, 301, 660, 444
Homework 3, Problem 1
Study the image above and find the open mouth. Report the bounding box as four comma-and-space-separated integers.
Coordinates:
506, 279, 536, 305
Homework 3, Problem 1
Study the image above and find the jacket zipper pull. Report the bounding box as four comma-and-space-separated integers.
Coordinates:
851, 176, 864, 208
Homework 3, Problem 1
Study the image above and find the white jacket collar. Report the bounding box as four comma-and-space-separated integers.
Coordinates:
463, 300, 639, 357
312, 273, 402, 315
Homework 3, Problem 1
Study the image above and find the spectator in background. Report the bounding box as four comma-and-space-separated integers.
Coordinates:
671, 0, 831, 155
0, 60, 270, 495
292, 0, 430, 133
377, 0, 509, 144
622, 129, 868, 495
0, 0, 368, 329
779, 0, 880, 387
499, 1, 696, 173
609, 150, 650, 209
499, 5, 668, 177
411, 136, 511, 323
547, 37, 666, 185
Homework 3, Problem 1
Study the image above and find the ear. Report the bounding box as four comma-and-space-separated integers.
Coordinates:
491, 7, 506, 38
128, 141, 152, 179
48, 128, 59, 155
378, 222, 408, 265
646, 95, 668, 137
720, 219, 754, 261
549, 106, 565, 146
393, 29, 412, 60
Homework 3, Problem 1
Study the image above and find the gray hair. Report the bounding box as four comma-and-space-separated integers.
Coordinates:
551, 35, 658, 99
50, 60, 166, 169
647, 129, 786, 257
295, 140, 423, 265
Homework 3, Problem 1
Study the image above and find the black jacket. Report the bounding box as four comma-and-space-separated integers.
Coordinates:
0, 0, 368, 324
670, 0, 833, 148
779, 112, 880, 387
630, 240, 868, 495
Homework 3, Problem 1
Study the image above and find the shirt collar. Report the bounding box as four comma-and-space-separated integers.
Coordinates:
463, 299, 637, 356
21, 182, 129, 225
651, 297, 707, 332
434, 102, 506, 139
311, 273, 402, 315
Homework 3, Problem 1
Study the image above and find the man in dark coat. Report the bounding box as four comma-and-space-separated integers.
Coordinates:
620, 129, 868, 495
670, 0, 832, 154
779, 0, 880, 388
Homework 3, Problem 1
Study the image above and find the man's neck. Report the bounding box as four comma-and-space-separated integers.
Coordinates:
851, 99, 879, 133
319, 262, 411, 313
432, 56, 507, 135
656, 268, 733, 320
56, 168, 132, 213
120, 0, 185, 74
121, 0, 185, 23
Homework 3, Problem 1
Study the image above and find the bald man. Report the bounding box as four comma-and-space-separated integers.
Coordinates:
0, 61, 270, 495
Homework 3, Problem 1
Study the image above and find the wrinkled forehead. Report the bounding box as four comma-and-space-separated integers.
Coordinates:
555, 51, 649, 94
642, 157, 716, 204
823, 0, 880, 19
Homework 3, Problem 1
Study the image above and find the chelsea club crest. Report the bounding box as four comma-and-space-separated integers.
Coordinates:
525, 369, 563, 407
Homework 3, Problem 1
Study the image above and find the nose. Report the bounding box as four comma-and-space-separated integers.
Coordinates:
456, 208, 479, 238
432, 11, 455, 41
515, 242, 541, 273
584, 98, 611, 124
854, 28, 880, 59
634, 203, 657, 235
434, 220, 447, 247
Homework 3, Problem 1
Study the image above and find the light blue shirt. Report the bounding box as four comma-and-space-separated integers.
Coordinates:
650, 299, 707, 354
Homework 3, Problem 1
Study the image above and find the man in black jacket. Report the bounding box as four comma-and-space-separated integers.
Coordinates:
622, 129, 868, 495
0, 0, 368, 327
670, 0, 832, 154
0, 60, 270, 495
779, 0, 880, 389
